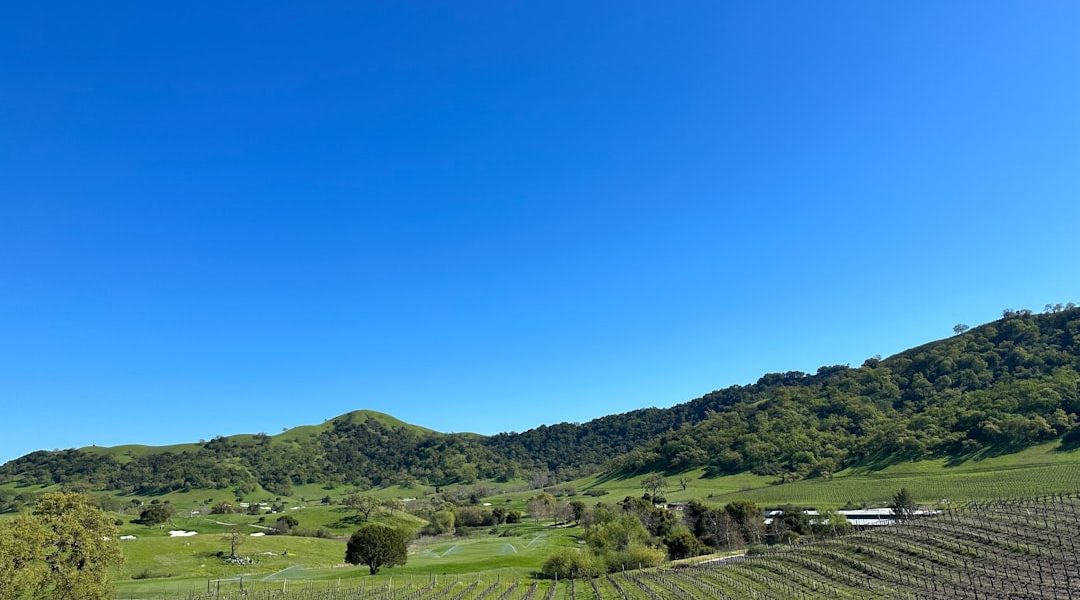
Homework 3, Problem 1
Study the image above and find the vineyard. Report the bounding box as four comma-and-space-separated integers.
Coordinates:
136, 492, 1080, 600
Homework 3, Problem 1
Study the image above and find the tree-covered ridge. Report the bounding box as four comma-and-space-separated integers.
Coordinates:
0, 417, 506, 495
3, 306, 1079, 497
620, 307, 1080, 479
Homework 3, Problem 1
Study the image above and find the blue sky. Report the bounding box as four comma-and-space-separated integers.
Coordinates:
2, 2, 1079, 461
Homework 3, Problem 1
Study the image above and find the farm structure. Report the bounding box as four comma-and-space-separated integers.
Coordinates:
764, 507, 942, 528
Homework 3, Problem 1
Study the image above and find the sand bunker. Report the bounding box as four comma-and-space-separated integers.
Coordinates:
168, 530, 198, 537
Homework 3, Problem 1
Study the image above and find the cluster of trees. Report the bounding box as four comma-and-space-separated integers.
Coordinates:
682, 500, 766, 549
542, 494, 772, 579
543, 489, 876, 579
4, 308, 1080, 500
0, 492, 123, 600
406, 496, 523, 535
542, 510, 665, 578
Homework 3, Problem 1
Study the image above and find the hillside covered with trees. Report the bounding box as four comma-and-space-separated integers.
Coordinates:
3, 305, 1080, 501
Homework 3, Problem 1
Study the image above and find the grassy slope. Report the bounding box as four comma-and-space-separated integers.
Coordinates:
81, 442, 205, 463
538, 440, 1080, 509
74, 409, 443, 466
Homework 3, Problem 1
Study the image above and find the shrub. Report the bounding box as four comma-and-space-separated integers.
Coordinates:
601, 545, 665, 572
664, 525, 706, 560
291, 527, 333, 538
210, 502, 235, 515
585, 516, 651, 553
541, 548, 605, 579
454, 506, 496, 527
421, 509, 456, 535
275, 515, 299, 533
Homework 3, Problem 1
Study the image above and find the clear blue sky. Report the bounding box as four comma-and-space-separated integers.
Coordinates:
2, 2, 1079, 461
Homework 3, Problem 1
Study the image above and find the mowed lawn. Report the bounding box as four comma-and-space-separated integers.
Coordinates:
113, 534, 346, 595
111, 521, 582, 596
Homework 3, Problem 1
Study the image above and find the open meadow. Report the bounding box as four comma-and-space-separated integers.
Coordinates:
111, 520, 580, 597
488, 440, 1080, 510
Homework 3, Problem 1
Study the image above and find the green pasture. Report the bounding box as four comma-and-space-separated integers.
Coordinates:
111, 520, 581, 596
546, 440, 1080, 509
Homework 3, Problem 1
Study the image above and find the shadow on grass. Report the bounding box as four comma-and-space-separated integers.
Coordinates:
329, 513, 369, 529
590, 438, 1078, 491
941, 442, 1048, 467
1058, 437, 1080, 452
843, 441, 1056, 473
585, 466, 706, 491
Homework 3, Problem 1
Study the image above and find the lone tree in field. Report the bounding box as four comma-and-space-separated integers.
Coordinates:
890, 488, 918, 522
274, 515, 299, 534
641, 474, 667, 499
136, 502, 175, 527
223, 525, 245, 559
381, 498, 404, 515
345, 523, 408, 575
343, 494, 379, 521
526, 492, 557, 522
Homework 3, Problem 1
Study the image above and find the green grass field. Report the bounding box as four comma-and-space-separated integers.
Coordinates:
111, 520, 580, 597
6, 438, 1080, 597
533, 440, 1080, 509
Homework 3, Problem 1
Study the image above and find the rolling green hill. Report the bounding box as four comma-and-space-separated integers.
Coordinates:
3, 306, 1080, 513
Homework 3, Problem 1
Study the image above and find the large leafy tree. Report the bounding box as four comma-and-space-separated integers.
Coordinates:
345, 523, 408, 575
0, 515, 48, 600
343, 494, 379, 521
31, 492, 123, 600
641, 474, 667, 499
136, 502, 175, 527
